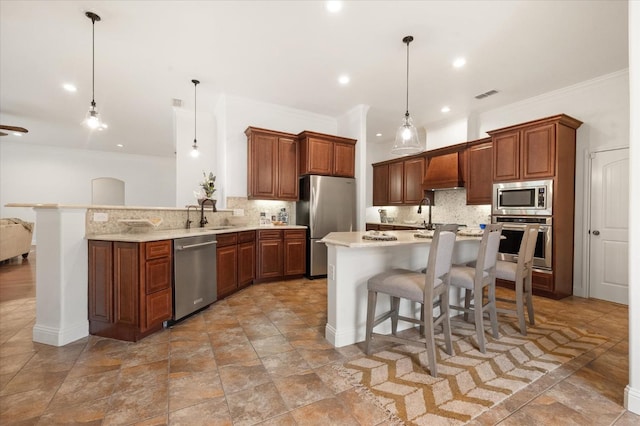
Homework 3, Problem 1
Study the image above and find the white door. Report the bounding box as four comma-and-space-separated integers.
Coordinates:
589, 148, 629, 304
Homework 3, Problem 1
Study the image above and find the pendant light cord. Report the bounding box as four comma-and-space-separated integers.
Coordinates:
91, 17, 95, 106
405, 38, 409, 117
192, 79, 200, 144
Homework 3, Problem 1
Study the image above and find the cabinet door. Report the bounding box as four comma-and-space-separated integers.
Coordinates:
284, 238, 306, 276
466, 142, 493, 205
333, 142, 355, 177
145, 257, 171, 294
145, 289, 172, 330
372, 164, 389, 206
493, 131, 520, 182
217, 244, 238, 298
522, 123, 556, 179
88, 240, 113, 324
238, 241, 256, 288
403, 157, 425, 205
277, 137, 299, 200
303, 137, 333, 175
249, 133, 278, 198
388, 162, 404, 205
113, 242, 139, 327
257, 240, 283, 279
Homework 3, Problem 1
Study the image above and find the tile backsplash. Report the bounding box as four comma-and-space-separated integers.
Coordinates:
366, 189, 491, 229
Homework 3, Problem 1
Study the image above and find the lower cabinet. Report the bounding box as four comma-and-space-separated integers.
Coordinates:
217, 231, 256, 299
257, 229, 306, 282
88, 239, 172, 342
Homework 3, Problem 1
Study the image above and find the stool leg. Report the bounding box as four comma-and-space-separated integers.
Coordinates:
423, 302, 438, 377
525, 273, 535, 326
390, 296, 400, 335
474, 290, 486, 353
365, 290, 377, 355
516, 276, 527, 335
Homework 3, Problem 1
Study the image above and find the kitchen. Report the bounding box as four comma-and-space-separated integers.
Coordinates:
0, 0, 638, 421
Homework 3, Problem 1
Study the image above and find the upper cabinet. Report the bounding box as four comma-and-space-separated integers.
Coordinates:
465, 138, 493, 205
298, 131, 357, 178
489, 115, 583, 182
372, 155, 430, 206
246, 127, 299, 201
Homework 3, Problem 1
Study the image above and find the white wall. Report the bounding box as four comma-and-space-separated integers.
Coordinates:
0, 141, 175, 240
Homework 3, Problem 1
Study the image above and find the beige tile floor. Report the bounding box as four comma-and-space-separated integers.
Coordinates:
0, 253, 638, 425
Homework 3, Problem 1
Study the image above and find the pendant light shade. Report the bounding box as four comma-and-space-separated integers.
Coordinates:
391, 35, 423, 156
190, 79, 200, 158
83, 12, 107, 130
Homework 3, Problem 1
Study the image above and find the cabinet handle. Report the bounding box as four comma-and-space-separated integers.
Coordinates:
176, 241, 217, 250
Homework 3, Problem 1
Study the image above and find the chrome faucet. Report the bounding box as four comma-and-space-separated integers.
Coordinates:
186, 205, 198, 229
417, 197, 434, 230
200, 199, 216, 227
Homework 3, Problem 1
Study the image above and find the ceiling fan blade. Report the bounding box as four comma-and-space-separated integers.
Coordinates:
0, 125, 28, 133
0, 131, 8, 136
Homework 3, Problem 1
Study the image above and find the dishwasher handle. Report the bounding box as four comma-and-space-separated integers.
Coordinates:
176, 240, 217, 250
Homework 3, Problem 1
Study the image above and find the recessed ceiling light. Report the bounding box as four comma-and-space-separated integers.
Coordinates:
116, 144, 123, 148
12, 132, 23, 137
326, 1, 343, 13
452, 57, 466, 68
376, 133, 382, 137
63, 83, 77, 92
338, 74, 350, 85
441, 106, 451, 113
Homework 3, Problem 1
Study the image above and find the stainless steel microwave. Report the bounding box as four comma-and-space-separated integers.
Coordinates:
492, 179, 553, 216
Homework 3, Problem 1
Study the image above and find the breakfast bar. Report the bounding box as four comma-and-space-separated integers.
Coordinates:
321, 230, 484, 347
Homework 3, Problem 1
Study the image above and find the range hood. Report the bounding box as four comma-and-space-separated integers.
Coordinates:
422, 151, 465, 190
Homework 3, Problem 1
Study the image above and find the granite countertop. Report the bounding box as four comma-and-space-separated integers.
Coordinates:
321, 230, 480, 248
88, 225, 307, 242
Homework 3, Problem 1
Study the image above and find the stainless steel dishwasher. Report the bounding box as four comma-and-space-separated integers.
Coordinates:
172, 234, 217, 322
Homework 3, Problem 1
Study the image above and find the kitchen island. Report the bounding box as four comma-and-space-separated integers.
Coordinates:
321, 230, 484, 347
4, 203, 305, 346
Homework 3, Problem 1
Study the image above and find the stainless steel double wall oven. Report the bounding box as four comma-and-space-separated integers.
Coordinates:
492, 179, 553, 271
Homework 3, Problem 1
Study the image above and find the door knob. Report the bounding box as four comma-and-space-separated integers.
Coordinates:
592, 230, 600, 236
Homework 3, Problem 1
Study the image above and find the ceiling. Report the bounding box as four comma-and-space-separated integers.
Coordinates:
0, 1, 629, 158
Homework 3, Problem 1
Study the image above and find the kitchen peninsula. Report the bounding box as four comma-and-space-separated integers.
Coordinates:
321, 230, 485, 347
5, 203, 305, 346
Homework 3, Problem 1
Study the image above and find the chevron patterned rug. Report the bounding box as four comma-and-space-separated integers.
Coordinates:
341, 319, 608, 425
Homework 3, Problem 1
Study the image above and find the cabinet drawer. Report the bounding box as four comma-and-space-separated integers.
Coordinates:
216, 233, 238, 247
145, 288, 172, 329
145, 240, 171, 260
284, 229, 306, 239
258, 229, 283, 240
238, 230, 256, 243
146, 257, 171, 294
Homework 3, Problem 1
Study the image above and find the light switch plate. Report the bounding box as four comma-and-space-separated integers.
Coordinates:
93, 212, 108, 222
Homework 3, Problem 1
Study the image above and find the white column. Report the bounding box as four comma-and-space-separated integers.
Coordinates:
625, 0, 640, 415
32, 207, 88, 346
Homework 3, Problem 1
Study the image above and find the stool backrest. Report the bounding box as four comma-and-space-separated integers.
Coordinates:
424, 224, 458, 295
476, 223, 503, 281
518, 224, 540, 277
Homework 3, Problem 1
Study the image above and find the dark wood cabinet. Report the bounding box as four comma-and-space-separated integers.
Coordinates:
88, 239, 172, 342
257, 229, 284, 280
465, 139, 493, 205
491, 120, 560, 182
372, 164, 389, 206
217, 231, 256, 299
246, 127, 299, 201
237, 231, 256, 288
298, 131, 357, 178
403, 157, 426, 205
284, 229, 306, 276
489, 114, 583, 299
372, 156, 429, 206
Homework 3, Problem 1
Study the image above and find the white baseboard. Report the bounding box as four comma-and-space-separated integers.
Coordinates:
33, 321, 88, 347
625, 385, 640, 415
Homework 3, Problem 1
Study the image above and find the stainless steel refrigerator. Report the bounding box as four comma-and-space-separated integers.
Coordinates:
296, 175, 357, 278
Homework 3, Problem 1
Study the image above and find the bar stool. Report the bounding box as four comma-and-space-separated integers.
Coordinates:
364, 224, 458, 377
449, 224, 503, 353
495, 224, 540, 335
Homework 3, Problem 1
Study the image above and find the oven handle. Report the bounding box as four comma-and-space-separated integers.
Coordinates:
500, 224, 551, 231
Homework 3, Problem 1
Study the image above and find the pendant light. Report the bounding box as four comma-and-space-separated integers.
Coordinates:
83, 12, 107, 130
190, 79, 200, 158
391, 35, 422, 156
